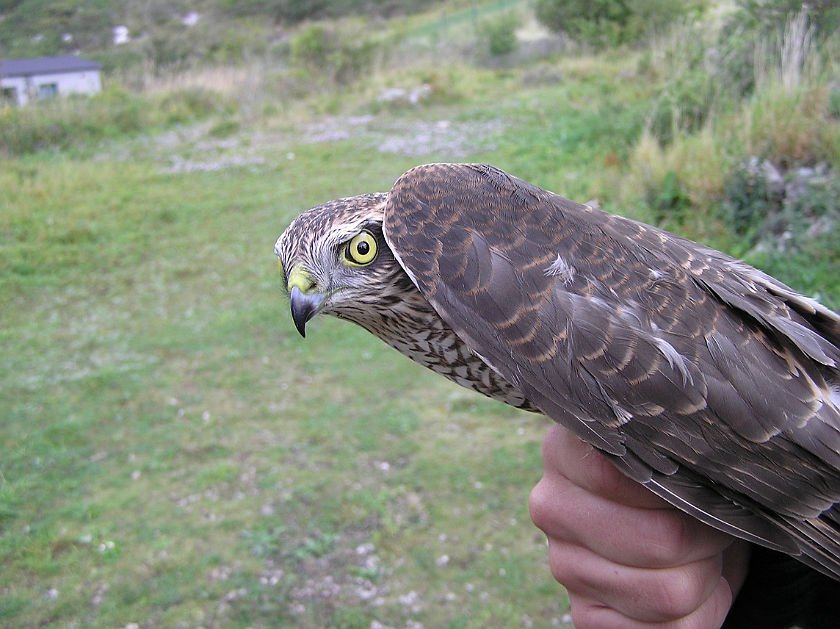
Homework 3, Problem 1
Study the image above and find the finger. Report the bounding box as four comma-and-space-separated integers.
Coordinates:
567, 576, 733, 629
542, 424, 667, 508
721, 538, 751, 599
549, 539, 726, 624
530, 465, 736, 569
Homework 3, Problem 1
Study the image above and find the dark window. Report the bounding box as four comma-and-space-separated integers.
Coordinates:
37, 83, 58, 99
1, 87, 17, 105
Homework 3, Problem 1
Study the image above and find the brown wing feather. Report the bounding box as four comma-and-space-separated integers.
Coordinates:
383, 162, 840, 578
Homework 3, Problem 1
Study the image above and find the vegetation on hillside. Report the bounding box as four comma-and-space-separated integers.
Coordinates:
0, 0, 443, 59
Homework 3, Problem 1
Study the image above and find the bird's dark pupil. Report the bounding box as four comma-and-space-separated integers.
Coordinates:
357, 241, 370, 256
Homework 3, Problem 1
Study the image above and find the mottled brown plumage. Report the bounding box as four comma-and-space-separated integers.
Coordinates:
275, 163, 840, 579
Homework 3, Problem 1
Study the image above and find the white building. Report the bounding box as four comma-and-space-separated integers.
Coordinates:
113, 26, 130, 45
0, 55, 102, 106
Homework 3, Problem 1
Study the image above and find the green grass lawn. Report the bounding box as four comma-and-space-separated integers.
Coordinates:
2, 46, 839, 627
0, 92, 587, 627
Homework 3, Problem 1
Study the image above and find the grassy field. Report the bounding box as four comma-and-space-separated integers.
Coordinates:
3, 5, 840, 628
1, 76, 631, 628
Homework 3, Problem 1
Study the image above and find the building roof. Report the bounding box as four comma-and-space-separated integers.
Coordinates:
0, 55, 102, 78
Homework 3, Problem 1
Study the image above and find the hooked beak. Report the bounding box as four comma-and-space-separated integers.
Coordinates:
289, 286, 325, 338
287, 266, 325, 338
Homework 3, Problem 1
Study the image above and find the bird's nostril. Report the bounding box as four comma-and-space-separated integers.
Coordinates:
287, 266, 316, 294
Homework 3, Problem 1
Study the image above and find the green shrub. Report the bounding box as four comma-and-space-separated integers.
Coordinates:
478, 10, 522, 56
535, 0, 630, 47
95, 87, 147, 134
535, 0, 705, 47
87, 48, 145, 76
290, 22, 380, 85
291, 23, 331, 65
0, 87, 149, 155
209, 118, 241, 137
216, 0, 438, 22
829, 88, 840, 119
649, 170, 692, 225
712, 29, 759, 100
649, 71, 714, 144
155, 87, 230, 124
723, 160, 781, 236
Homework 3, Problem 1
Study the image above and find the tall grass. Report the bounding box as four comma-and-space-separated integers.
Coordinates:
624, 8, 840, 304
632, 80, 839, 208
140, 64, 260, 95
738, 83, 838, 167
755, 10, 818, 93
628, 127, 726, 230
0, 86, 235, 156
628, 10, 839, 205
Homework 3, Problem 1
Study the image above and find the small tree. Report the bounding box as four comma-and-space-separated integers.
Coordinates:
535, 0, 705, 47
478, 10, 522, 56
290, 22, 379, 85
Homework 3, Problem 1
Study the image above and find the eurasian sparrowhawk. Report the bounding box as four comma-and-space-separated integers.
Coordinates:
274, 163, 840, 579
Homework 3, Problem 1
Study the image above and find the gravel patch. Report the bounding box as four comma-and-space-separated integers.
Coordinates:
301, 115, 508, 157
371, 119, 507, 158
96, 112, 510, 171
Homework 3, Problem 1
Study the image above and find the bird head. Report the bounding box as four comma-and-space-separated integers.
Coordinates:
274, 192, 407, 337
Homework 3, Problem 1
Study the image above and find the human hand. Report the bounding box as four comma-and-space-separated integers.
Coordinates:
529, 425, 751, 629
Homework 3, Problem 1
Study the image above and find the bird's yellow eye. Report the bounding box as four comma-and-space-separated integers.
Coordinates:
344, 231, 378, 266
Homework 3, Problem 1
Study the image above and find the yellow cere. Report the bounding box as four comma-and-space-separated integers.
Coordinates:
287, 266, 316, 293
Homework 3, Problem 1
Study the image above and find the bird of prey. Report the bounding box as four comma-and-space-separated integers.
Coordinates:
274, 162, 840, 579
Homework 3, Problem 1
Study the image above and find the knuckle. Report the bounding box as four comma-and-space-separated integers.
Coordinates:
528, 478, 554, 531
703, 578, 734, 628
528, 473, 575, 537
569, 604, 603, 629
642, 511, 694, 565
652, 566, 711, 619
547, 542, 582, 586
